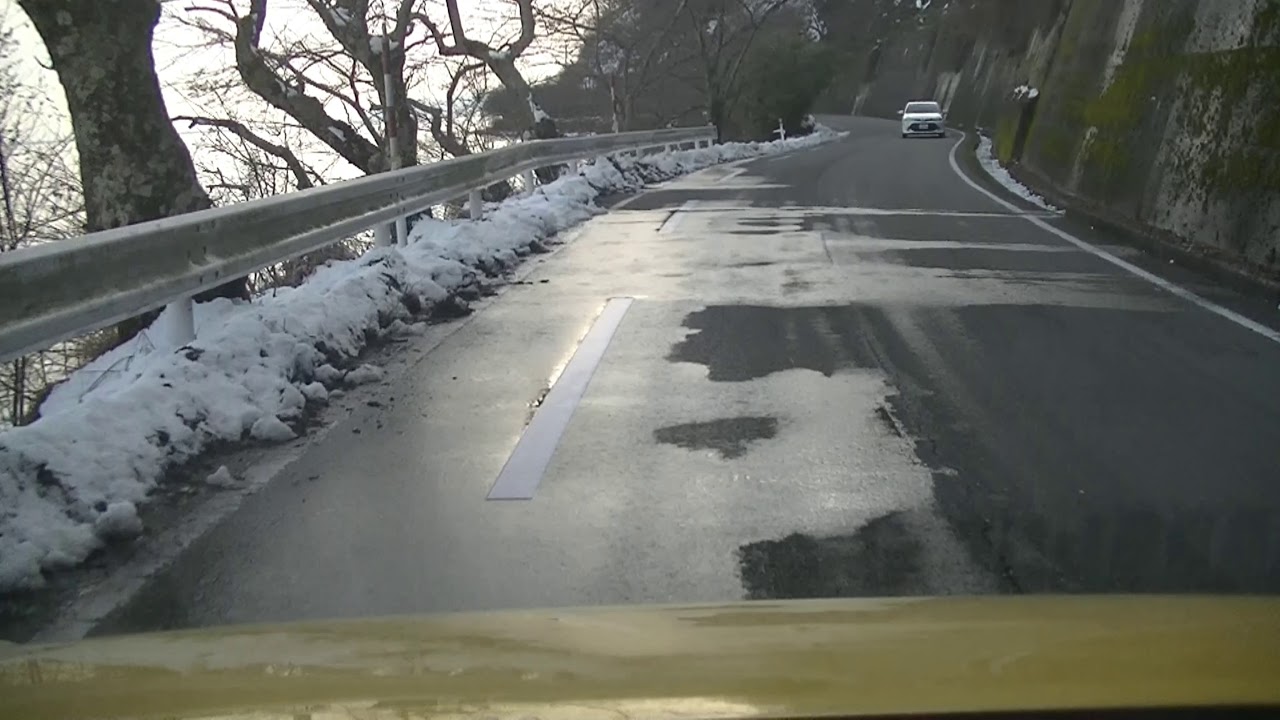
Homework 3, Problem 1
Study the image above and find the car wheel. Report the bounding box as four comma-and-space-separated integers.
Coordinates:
901, 133, 908, 139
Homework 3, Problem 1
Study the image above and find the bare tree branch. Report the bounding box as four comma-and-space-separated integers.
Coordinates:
231, 0, 385, 172
175, 115, 316, 189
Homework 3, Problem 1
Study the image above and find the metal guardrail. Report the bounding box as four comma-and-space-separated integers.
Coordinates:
0, 127, 716, 363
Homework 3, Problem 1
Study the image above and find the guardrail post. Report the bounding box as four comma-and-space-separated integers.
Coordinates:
469, 189, 483, 220
568, 159, 579, 174
665, 144, 674, 153
522, 169, 536, 193
395, 216, 408, 245
165, 297, 195, 346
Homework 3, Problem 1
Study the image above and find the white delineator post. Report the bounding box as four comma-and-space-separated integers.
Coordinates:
469, 189, 483, 220
522, 169, 536, 193
165, 297, 195, 346
379, 29, 406, 245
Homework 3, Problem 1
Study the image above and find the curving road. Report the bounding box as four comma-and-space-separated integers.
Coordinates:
90, 116, 1280, 636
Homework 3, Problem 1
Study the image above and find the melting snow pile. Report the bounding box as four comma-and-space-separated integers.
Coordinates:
976, 135, 1060, 213
0, 126, 843, 591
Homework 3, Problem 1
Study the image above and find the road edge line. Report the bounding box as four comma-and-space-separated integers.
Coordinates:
947, 132, 1280, 346
487, 297, 634, 501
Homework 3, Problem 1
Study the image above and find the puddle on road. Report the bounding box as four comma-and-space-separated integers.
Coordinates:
654, 416, 779, 459
668, 305, 877, 381
737, 513, 922, 599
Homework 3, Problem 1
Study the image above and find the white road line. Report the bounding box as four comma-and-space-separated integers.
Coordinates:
948, 133, 1280, 345
658, 200, 699, 235
487, 297, 634, 500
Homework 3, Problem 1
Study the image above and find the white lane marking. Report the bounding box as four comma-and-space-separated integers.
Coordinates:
488, 297, 634, 500
947, 133, 1280, 345
716, 167, 746, 183
658, 200, 699, 235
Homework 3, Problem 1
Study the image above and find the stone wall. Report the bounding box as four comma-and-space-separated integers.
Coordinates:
815, 0, 1280, 268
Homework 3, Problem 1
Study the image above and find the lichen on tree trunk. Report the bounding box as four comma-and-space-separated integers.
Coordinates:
18, 0, 247, 342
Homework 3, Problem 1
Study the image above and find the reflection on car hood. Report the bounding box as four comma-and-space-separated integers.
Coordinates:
2, 596, 1280, 720
903, 113, 944, 121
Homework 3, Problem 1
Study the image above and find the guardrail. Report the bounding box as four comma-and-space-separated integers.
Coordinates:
0, 127, 716, 364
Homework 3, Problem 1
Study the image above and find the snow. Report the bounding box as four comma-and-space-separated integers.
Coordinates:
206, 465, 238, 488
1013, 84, 1040, 100
344, 363, 384, 386
0, 125, 845, 592
301, 381, 328, 402
93, 502, 142, 541
488, 48, 511, 62
976, 135, 1060, 212
250, 415, 296, 442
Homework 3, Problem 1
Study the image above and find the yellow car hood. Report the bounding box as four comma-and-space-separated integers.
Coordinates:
2, 596, 1279, 719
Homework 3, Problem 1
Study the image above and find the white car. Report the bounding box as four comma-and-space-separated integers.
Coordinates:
898, 101, 946, 138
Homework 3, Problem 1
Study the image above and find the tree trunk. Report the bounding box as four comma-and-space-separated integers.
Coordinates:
18, 0, 247, 342
708, 88, 727, 142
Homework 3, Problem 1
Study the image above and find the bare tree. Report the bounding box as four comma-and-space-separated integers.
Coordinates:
682, 0, 794, 139
0, 9, 97, 426
175, 115, 320, 190
539, 0, 695, 132
183, 0, 440, 176
18, 0, 248, 342
175, 97, 369, 293
418, 0, 560, 141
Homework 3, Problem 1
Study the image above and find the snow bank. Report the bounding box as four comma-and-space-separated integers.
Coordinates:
0, 127, 842, 591
976, 135, 1060, 213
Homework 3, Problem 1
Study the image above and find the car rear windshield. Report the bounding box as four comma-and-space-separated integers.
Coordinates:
905, 102, 940, 113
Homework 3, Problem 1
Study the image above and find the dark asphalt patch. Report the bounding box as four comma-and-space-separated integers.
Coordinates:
737, 513, 922, 599
668, 305, 876, 381
852, 303, 1280, 594
845, 247, 1104, 274
803, 213, 1061, 245
653, 416, 779, 459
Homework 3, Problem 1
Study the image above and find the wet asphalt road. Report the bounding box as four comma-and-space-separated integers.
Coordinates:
91, 116, 1280, 636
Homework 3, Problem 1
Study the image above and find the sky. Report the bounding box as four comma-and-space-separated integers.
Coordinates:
0, 0, 574, 182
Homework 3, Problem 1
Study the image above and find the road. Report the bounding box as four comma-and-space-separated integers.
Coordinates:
92, 116, 1280, 635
